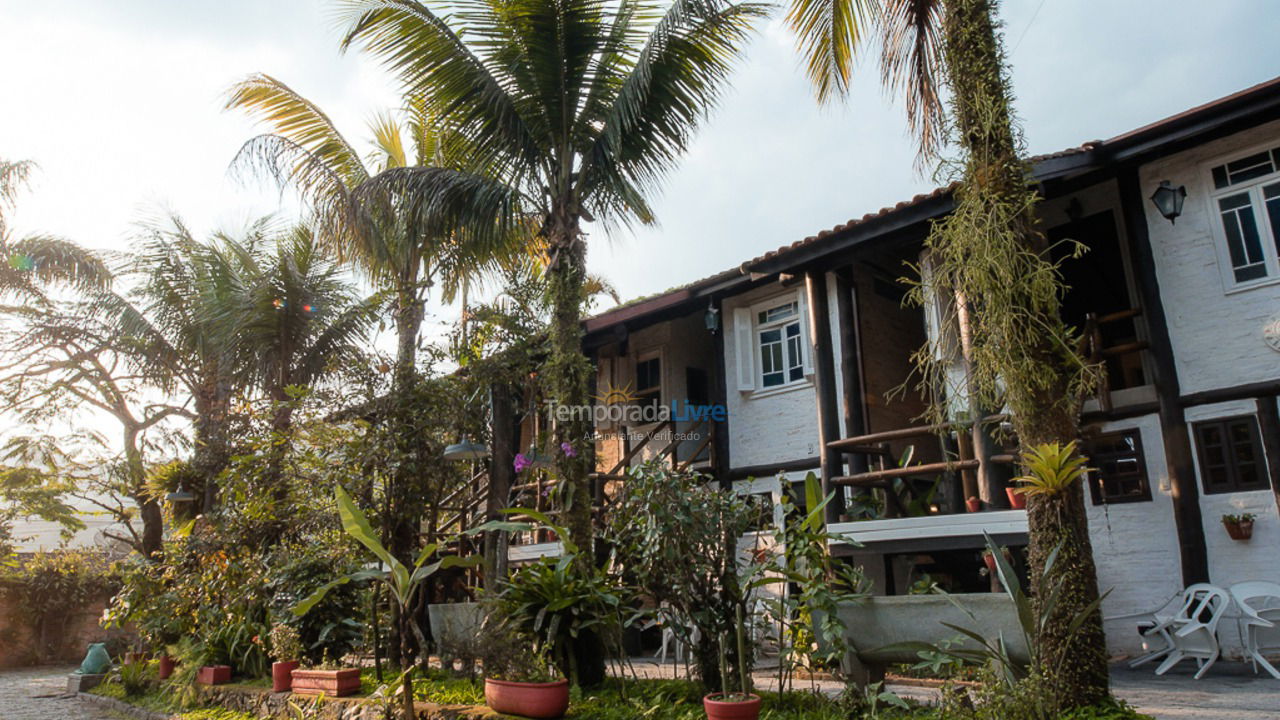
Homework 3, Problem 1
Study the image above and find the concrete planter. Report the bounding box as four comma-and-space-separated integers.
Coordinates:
427, 602, 485, 654
816, 594, 1028, 684
484, 678, 569, 719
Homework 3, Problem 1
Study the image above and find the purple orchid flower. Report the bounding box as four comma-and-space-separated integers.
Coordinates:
514, 453, 531, 473
560, 442, 577, 458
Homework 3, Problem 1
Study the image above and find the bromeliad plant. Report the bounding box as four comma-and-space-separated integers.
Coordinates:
1010, 442, 1092, 499
295, 485, 479, 720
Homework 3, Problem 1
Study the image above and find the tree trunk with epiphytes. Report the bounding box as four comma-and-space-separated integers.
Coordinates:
544, 199, 605, 686
935, 0, 1109, 707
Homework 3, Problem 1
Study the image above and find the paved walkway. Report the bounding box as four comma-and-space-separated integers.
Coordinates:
0, 666, 114, 720
2, 662, 1276, 719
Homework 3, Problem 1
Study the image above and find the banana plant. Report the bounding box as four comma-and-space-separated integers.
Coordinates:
294, 485, 479, 720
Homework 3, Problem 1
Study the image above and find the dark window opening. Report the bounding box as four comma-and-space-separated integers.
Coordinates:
1084, 430, 1152, 504
635, 356, 661, 411
1193, 416, 1270, 494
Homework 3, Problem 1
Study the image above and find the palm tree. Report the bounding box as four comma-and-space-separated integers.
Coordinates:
220, 223, 378, 437
0, 159, 109, 302
783, 0, 1107, 706
337, 0, 764, 587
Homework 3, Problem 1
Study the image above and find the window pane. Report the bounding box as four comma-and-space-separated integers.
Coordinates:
762, 371, 784, 388
1195, 416, 1271, 493
1225, 151, 1276, 185
760, 329, 781, 344
1220, 194, 1268, 281
1266, 183, 1280, 257
759, 302, 797, 325
1085, 431, 1151, 504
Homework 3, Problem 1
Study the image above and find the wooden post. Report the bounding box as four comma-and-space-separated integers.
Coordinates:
1119, 168, 1208, 585
1254, 395, 1280, 519
834, 269, 869, 475
806, 270, 846, 522
710, 297, 732, 490
484, 383, 516, 587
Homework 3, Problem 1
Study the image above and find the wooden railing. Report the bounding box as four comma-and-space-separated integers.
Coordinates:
1079, 307, 1150, 412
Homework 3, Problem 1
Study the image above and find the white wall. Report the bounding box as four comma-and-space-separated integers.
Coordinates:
1140, 119, 1280, 396
1084, 414, 1184, 656
1185, 400, 1280, 590
722, 282, 823, 469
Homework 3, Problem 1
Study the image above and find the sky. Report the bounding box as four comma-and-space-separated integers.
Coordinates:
3, 0, 1280, 335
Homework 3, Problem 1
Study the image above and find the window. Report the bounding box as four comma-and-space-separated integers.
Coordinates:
1083, 431, 1151, 505
1207, 146, 1280, 287
1193, 415, 1271, 494
757, 300, 804, 388
634, 354, 661, 411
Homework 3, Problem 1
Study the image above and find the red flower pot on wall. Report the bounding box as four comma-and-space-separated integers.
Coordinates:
485, 678, 569, 719
271, 661, 300, 692
158, 656, 176, 680
291, 668, 361, 697
703, 693, 762, 720
197, 665, 231, 685
1225, 520, 1254, 540
965, 497, 981, 513
1006, 488, 1026, 510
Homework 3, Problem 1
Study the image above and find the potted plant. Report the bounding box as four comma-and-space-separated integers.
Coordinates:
480, 626, 569, 719
290, 650, 361, 697
269, 623, 303, 693
157, 653, 176, 680
981, 547, 1014, 574
965, 496, 981, 513
1223, 513, 1256, 540
703, 604, 760, 720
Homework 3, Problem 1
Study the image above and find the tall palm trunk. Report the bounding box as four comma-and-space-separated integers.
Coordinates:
124, 425, 163, 556
941, 0, 1108, 706
545, 204, 605, 686
193, 376, 233, 513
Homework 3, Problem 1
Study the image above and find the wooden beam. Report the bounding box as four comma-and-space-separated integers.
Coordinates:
806, 269, 846, 521
833, 459, 981, 485
726, 457, 821, 481
1118, 168, 1208, 585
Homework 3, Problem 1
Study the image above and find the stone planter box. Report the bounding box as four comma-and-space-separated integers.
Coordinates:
291, 668, 361, 697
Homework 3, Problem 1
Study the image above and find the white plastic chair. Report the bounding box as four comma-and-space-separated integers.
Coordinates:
1230, 581, 1280, 680
1153, 584, 1231, 679
1107, 583, 1222, 669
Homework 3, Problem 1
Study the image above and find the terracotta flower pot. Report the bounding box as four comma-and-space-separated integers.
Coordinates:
1225, 520, 1254, 540
158, 656, 175, 680
965, 497, 981, 513
485, 678, 569, 719
982, 553, 997, 573
291, 668, 361, 697
1005, 488, 1026, 509
272, 660, 300, 692
197, 665, 231, 685
703, 693, 762, 720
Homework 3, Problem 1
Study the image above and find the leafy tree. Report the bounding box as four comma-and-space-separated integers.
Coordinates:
782, 0, 1108, 706
0, 466, 84, 557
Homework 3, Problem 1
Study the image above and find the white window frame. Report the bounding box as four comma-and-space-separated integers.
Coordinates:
1202, 141, 1280, 293
732, 292, 813, 396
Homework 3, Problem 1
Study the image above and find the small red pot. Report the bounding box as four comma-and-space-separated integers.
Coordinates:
965, 497, 981, 513
1006, 488, 1026, 509
982, 553, 997, 573
291, 668, 361, 697
704, 693, 761, 720
158, 656, 176, 680
272, 660, 300, 692
197, 665, 231, 685
485, 678, 569, 719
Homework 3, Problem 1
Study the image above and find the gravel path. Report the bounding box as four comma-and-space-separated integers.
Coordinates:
0, 666, 116, 720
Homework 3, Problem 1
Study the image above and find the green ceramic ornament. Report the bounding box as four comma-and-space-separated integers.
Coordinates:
77, 643, 111, 675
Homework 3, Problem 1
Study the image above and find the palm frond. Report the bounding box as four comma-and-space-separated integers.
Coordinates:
784, 0, 877, 103
879, 0, 945, 163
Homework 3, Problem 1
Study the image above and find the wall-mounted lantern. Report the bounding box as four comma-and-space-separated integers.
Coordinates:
704, 301, 720, 333
1150, 180, 1187, 224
